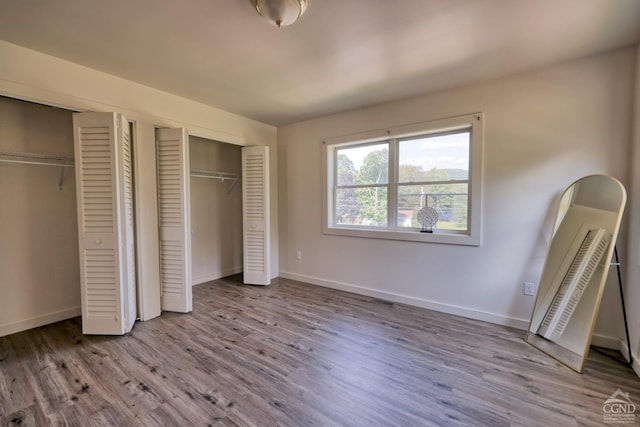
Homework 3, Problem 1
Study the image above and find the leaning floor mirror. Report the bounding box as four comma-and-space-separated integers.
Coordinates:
526, 174, 626, 373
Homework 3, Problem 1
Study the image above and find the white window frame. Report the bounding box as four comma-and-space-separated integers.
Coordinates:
322, 113, 483, 246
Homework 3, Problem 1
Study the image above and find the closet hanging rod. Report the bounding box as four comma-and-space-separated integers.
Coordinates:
0, 151, 75, 168
190, 169, 241, 180
190, 169, 241, 194
0, 158, 75, 168
0, 151, 75, 190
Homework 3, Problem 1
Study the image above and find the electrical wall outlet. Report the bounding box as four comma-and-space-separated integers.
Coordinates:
296, 250, 302, 260
524, 282, 536, 296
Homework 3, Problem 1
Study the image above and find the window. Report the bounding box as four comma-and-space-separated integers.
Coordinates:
323, 113, 483, 245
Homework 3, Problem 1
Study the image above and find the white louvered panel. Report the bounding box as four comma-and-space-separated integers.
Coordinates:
74, 112, 138, 335
84, 249, 117, 317
538, 230, 593, 335
242, 146, 270, 285
244, 154, 265, 221
122, 128, 135, 272
537, 232, 595, 335
121, 124, 137, 331
160, 240, 183, 296
553, 230, 610, 334
538, 228, 611, 340
156, 128, 192, 313
79, 126, 113, 233
123, 129, 134, 234
157, 141, 183, 227
245, 230, 265, 272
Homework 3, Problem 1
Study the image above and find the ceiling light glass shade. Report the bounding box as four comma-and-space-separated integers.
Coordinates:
251, 0, 307, 27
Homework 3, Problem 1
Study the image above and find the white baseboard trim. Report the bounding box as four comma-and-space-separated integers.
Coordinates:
618, 339, 640, 377
193, 266, 243, 286
279, 271, 531, 330
0, 306, 81, 338
591, 334, 623, 350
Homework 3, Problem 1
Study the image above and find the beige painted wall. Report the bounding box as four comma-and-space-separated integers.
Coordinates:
0, 97, 80, 335
190, 136, 243, 284
624, 43, 640, 376
277, 47, 636, 346
0, 41, 275, 146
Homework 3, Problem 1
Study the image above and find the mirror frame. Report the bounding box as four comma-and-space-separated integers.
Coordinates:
526, 174, 626, 373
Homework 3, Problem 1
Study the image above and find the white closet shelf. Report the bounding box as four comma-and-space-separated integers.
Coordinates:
190, 169, 241, 194
0, 151, 75, 190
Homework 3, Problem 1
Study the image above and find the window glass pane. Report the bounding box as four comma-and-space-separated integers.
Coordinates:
397, 183, 468, 231
337, 143, 388, 186
335, 187, 388, 227
398, 132, 469, 183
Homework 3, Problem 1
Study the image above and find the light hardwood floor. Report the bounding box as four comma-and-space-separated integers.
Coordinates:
1, 275, 639, 426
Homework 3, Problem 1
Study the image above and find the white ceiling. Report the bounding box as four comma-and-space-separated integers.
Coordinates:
1, 0, 639, 126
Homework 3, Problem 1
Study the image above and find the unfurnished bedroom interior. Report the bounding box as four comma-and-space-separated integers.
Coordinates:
1, 1, 640, 426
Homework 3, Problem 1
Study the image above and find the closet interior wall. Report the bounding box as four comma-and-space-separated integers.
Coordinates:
0, 96, 80, 336
189, 136, 243, 285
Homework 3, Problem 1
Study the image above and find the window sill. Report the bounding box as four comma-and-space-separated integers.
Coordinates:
323, 225, 481, 246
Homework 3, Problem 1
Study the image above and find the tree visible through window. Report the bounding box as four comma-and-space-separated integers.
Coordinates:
336, 143, 388, 226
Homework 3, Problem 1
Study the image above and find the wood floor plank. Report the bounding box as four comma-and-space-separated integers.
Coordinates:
1, 275, 639, 426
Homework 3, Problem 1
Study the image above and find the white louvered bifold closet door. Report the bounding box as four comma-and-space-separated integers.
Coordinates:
242, 146, 271, 285
537, 228, 611, 341
156, 128, 192, 312
73, 112, 136, 335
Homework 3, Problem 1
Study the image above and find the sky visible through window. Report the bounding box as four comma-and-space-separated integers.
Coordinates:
400, 132, 469, 174
341, 132, 469, 174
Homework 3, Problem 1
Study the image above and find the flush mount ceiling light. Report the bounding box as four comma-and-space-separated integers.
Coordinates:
251, 0, 307, 27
